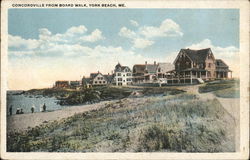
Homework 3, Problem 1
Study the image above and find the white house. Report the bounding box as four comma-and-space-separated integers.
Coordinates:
113, 63, 132, 86
90, 72, 109, 86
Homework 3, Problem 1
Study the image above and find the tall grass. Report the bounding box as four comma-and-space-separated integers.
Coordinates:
7, 93, 235, 152
199, 79, 239, 98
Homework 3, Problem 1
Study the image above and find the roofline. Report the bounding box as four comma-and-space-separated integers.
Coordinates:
215, 59, 229, 67
173, 49, 193, 64
183, 47, 211, 51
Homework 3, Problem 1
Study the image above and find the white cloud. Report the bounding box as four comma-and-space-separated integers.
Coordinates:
8, 25, 105, 57
186, 39, 239, 59
118, 27, 136, 39
66, 25, 87, 36
8, 35, 39, 50
133, 38, 154, 49
80, 29, 105, 42
139, 19, 183, 38
130, 20, 139, 27
119, 19, 183, 49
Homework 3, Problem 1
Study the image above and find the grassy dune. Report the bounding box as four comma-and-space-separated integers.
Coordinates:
7, 93, 235, 152
198, 79, 239, 98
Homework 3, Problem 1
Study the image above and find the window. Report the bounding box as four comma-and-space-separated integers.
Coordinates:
117, 73, 121, 76
95, 81, 98, 84
103, 81, 106, 83
208, 63, 211, 68
123, 80, 125, 82
118, 83, 122, 86
118, 78, 122, 81
99, 81, 102, 84
127, 78, 131, 81
126, 73, 131, 76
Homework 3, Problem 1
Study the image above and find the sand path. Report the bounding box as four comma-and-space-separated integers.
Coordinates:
7, 100, 114, 133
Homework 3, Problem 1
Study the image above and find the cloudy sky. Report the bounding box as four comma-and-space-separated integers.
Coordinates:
8, 9, 239, 90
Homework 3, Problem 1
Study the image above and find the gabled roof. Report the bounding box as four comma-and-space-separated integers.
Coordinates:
215, 59, 229, 68
133, 63, 158, 74
114, 63, 131, 72
90, 73, 98, 79
157, 63, 174, 73
70, 81, 80, 85
145, 64, 158, 73
174, 48, 214, 64
82, 77, 91, 84
133, 64, 146, 73
103, 74, 114, 83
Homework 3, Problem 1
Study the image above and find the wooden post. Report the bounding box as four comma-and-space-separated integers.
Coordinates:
184, 71, 186, 84
205, 71, 207, 80
178, 72, 180, 84
190, 71, 193, 84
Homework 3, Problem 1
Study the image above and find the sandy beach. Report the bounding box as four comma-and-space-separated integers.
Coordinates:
7, 100, 114, 133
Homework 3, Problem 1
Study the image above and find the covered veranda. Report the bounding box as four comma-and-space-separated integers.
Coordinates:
166, 68, 209, 84
216, 69, 232, 79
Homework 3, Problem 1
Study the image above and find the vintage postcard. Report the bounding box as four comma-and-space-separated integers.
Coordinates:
1, 0, 249, 159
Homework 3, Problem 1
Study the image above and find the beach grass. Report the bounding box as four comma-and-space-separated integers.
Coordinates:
198, 79, 239, 98
7, 93, 235, 152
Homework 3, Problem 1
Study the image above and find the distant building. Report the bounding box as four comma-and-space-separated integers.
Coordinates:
215, 59, 232, 78
113, 63, 132, 86
70, 81, 80, 86
103, 74, 114, 84
82, 76, 91, 88
69, 80, 81, 89
90, 72, 110, 86
157, 62, 174, 78
55, 81, 69, 88
132, 61, 174, 83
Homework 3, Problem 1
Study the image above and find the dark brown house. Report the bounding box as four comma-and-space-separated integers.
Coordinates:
172, 48, 232, 83
55, 81, 69, 88
215, 59, 232, 78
